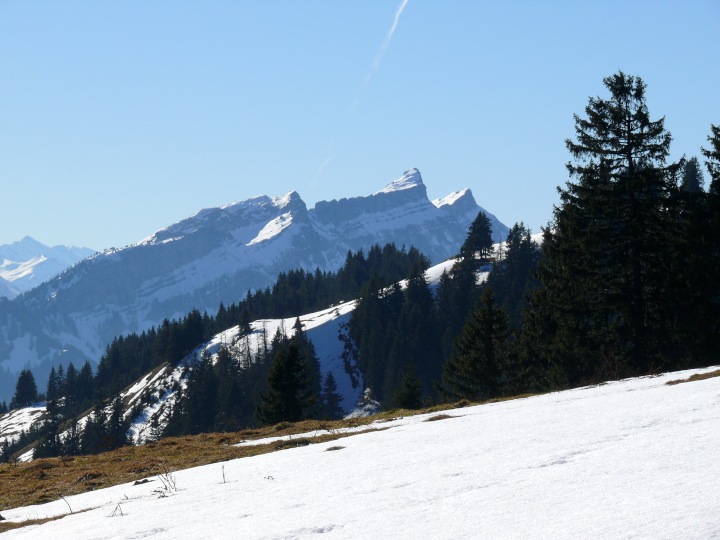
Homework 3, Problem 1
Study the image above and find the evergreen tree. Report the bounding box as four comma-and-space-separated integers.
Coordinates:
321, 372, 344, 420
349, 278, 404, 401
681, 156, 704, 193
384, 264, 440, 402
64, 362, 79, 413
290, 318, 322, 402
435, 209, 496, 360
213, 346, 245, 431
105, 397, 129, 449
239, 306, 252, 335
46, 367, 60, 403
76, 361, 95, 409
459, 211, 494, 265
702, 124, 720, 193
393, 366, 424, 410
63, 421, 82, 456
699, 124, 720, 356
11, 370, 38, 409
181, 352, 219, 434
438, 288, 511, 402
80, 403, 108, 455
528, 72, 682, 384
33, 415, 62, 459
486, 222, 541, 327
437, 265, 478, 354
256, 342, 318, 425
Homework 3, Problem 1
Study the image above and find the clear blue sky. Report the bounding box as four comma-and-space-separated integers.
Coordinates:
1, 1, 718, 250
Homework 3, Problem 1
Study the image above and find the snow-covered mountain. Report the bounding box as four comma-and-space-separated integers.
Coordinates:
0, 169, 508, 401
2, 366, 719, 538
0, 257, 472, 460
0, 236, 95, 300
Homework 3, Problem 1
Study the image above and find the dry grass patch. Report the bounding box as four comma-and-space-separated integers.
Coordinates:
666, 369, 720, 386
0, 514, 68, 533
424, 414, 456, 422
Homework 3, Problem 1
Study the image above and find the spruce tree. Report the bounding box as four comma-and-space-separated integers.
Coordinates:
438, 288, 511, 402
46, 367, 59, 403
681, 157, 704, 193
80, 403, 108, 455
699, 124, 720, 357
321, 372, 344, 420
11, 370, 38, 409
256, 342, 318, 425
702, 124, 720, 193
384, 264, 440, 401
393, 366, 424, 410
181, 352, 219, 434
459, 211, 494, 265
531, 72, 681, 383
486, 222, 541, 327
33, 418, 61, 459
107, 397, 129, 449
349, 279, 404, 400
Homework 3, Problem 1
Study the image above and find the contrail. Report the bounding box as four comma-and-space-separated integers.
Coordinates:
311, 155, 333, 188
363, 0, 410, 89
314, 1, 409, 187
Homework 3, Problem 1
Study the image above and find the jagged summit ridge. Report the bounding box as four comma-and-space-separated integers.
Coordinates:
375, 168, 424, 195
140, 192, 308, 248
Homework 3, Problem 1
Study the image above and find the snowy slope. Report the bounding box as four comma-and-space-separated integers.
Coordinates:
123, 257, 475, 443
3, 366, 719, 539
0, 169, 508, 402
0, 405, 46, 445
125, 301, 362, 446
0, 237, 94, 299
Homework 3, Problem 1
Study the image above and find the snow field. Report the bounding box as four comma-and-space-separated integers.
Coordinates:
2, 366, 719, 539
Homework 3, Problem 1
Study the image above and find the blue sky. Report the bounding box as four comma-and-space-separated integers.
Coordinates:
1, 1, 718, 250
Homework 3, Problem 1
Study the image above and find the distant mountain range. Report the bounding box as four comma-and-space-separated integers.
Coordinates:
0, 237, 95, 300
0, 169, 508, 401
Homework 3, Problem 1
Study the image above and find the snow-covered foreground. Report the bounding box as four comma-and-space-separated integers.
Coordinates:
3, 366, 720, 539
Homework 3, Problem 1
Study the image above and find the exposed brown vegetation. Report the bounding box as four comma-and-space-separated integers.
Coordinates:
424, 414, 456, 422
0, 514, 68, 533
666, 369, 720, 386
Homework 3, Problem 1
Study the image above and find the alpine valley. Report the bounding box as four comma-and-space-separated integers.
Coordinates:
0, 169, 507, 401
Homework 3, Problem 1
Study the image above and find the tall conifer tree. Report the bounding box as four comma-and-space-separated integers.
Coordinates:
438, 288, 510, 402
256, 342, 318, 425
529, 72, 681, 383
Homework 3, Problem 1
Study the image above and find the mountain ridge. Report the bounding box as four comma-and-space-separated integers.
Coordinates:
0, 237, 95, 300
0, 169, 508, 401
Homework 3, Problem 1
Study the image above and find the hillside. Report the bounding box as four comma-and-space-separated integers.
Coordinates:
0, 169, 508, 402
0, 256, 466, 457
1, 367, 718, 538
